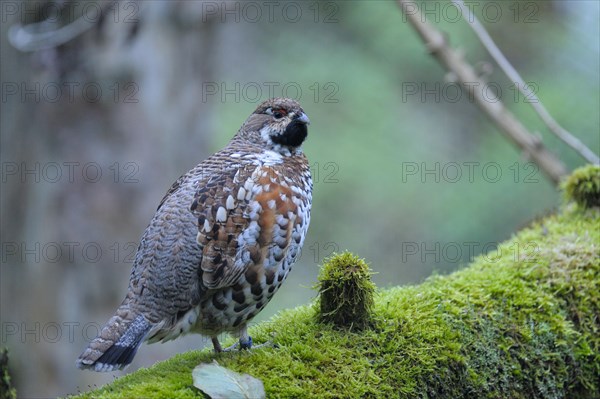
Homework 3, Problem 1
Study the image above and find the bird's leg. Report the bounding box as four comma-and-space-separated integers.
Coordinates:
211, 336, 223, 353
222, 326, 277, 352
238, 325, 253, 350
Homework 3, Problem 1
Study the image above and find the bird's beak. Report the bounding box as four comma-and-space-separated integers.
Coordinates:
295, 112, 310, 125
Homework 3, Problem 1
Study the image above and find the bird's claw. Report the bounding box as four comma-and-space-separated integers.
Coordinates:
223, 336, 252, 352
222, 337, 278, 352
240, 336, 253, 350
250, 339, 278, 350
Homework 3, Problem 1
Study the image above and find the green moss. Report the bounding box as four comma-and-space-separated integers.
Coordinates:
563, 164, 600, 209
1, 348, 17, 399
71, 207, 599, 399
315, 251, 375, 330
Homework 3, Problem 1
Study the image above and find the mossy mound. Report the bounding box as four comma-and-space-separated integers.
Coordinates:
563, 164, 600, 209
316, 251, 375, 330
71, 207, 599, 399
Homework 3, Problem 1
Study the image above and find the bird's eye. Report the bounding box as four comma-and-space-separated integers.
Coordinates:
273, 109, 287, 119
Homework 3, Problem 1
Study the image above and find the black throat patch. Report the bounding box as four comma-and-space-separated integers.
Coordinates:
272, 120, 308, 147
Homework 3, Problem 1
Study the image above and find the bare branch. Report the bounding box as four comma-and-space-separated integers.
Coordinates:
397, 0, 568, 185
8, 2, 118, 52
8, 18, 95, 52
452, 0, 599, 165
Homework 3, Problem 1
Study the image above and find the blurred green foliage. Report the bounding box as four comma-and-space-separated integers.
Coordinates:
212, 1, 599, 318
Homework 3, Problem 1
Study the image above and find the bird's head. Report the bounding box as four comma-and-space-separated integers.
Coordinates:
238, 97, 310, 153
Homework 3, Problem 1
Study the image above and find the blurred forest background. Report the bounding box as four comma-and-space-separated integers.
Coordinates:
0, 0, 598, 397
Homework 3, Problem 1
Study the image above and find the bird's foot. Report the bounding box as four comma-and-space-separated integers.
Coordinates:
222, 336, 278, 352
223, 336, 252, 352
251, 339, 278, 350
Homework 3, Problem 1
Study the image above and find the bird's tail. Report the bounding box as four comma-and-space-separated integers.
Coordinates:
76, 304, 151, 372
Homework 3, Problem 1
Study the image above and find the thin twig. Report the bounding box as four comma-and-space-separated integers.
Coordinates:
8, 17, 95, 52
452, 0, 599, 165
8, 2, 118, 52
397, 0, 567, 185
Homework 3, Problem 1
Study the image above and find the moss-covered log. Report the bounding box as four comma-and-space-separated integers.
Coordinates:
71, 184, 599, 398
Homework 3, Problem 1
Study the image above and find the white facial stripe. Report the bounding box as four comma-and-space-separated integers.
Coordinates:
259, 125, 273, 143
